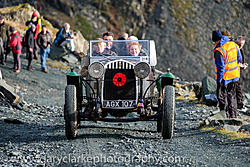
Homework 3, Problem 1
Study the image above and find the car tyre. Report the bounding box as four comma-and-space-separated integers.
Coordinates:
64, 85, 78, 139
162, 85, 175, 139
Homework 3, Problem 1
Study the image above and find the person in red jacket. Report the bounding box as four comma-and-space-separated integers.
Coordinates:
8, 26, 22, 73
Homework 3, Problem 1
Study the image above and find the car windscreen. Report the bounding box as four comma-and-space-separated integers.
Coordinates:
90, 40, 149, 57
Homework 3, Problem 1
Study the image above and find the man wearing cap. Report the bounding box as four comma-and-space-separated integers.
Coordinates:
26, 23, 36, 71
212, 30, 242, 118
8, 26, 22, 73
26, 12, 42, 60
0, 16, 10, 65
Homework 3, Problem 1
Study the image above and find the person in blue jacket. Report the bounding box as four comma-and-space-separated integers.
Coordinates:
54, 23, 76, 52
212, 30, 242, 118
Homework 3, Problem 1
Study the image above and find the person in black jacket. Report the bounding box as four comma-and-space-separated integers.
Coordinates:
37, 25, 52, 73
235, 36, 247, 109
0, 16, 10, 65
222, 31, 248, 110
25, 12, 41, 60
26, 23, 36, 71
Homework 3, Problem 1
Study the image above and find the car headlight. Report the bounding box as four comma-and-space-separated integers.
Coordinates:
88, 62, 104, 78
134, 62, 150, 79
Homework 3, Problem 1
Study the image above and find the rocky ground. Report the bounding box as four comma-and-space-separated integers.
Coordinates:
0, 55, 250, 166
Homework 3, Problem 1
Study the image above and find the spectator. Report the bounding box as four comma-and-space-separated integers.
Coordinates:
26, 12, 42, 60
221, 30, 232, 40
212, 30, 242, 118
26, 23, 36, 71
8, 26, 22, 73
235, 36, 247, 109
0, 16, 10, 65
54, 23, 76, 53
37, 25, 52, 73
236, 36, 246, 65
222, 31, 247, 110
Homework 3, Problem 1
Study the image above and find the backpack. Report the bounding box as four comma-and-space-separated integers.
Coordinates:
22, 28, 33, 48
21, 31, 29, 48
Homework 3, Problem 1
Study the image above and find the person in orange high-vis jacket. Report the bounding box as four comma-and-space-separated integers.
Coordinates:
212, 30, 242, 118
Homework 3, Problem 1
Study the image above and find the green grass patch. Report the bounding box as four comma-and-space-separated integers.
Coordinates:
47, 59, 70, 70
201, 126, 250, 140
214, 128, 250, 140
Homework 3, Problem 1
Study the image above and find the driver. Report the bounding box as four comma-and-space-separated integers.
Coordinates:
93, 38, 117, 56
92, 38, 106, 56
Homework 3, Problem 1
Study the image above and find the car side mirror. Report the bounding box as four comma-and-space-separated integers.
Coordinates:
149, 40, 157, 66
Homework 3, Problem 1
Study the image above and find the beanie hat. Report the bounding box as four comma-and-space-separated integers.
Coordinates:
9, 26, 15, 33
212, 30, 222, 42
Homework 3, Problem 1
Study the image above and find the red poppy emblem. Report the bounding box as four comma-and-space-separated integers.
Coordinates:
113, 73, 127, 87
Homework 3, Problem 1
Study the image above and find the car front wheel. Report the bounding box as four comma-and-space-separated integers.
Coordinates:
64, 85, 78, 139
162, 85, 175, 139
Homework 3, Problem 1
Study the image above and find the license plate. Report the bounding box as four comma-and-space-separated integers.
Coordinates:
102, 100, 136, 108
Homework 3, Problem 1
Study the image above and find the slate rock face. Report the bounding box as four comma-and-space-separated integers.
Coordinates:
0, 0, 249, 91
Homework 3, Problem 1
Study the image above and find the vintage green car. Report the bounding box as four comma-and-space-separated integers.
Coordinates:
64, 40, 175, 139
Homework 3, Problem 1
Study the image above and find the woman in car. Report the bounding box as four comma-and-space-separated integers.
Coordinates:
128, 42, 147, 56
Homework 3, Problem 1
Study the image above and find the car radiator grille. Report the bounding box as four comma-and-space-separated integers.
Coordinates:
103, 68, 136, 100
106, 61, 134, 69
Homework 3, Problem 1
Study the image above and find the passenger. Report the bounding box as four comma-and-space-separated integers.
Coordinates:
117, 36, 128, 56
0, 16, 10, 65
8, 26, 22, 73
102, 32, 118, 54
126, 35, 139, 53
117, 36, 125, 40
25, 12, 42, 60
120, 32, 128, 40
127, 36, 147, 56
128, 42, 146, 56
37, 25, 52, 73
26, 23, 36, 71
127, 35, 138, 41
54, 23, 76, 53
